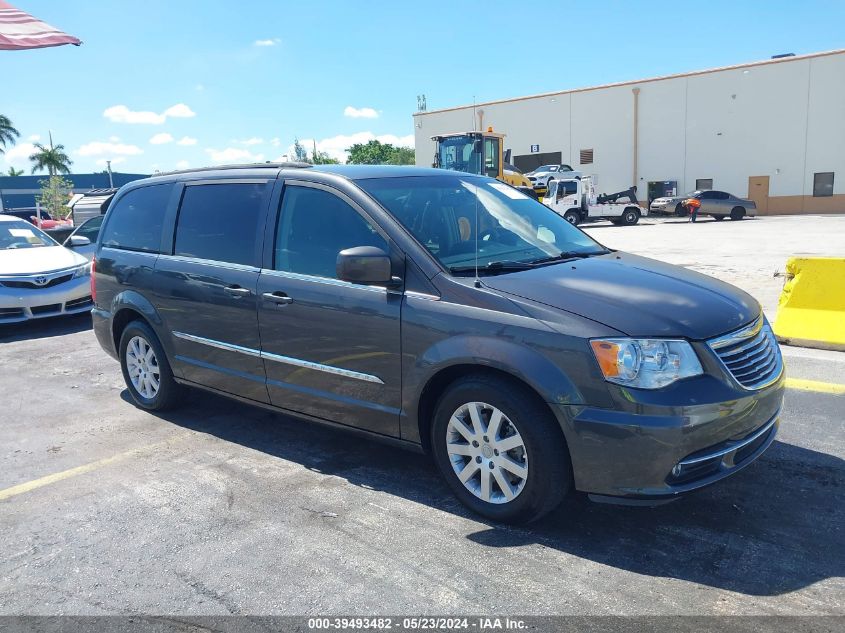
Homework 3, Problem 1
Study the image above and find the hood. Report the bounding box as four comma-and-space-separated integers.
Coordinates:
0, 245, 87, 275
482, 252, 759, 340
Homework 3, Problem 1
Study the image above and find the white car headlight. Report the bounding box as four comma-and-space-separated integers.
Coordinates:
72, 262, 92, 278
590, 338, 703, 389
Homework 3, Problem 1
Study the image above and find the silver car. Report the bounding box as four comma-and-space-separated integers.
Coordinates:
526, 164, 578, 192
650, 190, 757, 220
63, 215, 104, 261
0, 214, 93, 324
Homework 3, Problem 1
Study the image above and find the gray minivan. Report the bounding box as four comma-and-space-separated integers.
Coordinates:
91, 164, 784, 523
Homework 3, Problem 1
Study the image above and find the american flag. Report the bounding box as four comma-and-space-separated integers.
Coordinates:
0, 1, 81, 50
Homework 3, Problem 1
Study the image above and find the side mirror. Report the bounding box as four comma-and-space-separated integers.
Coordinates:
336, 246, 392, 285
68, 235, 91, 247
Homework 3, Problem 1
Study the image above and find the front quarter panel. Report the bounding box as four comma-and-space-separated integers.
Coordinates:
399, 280, 619, 444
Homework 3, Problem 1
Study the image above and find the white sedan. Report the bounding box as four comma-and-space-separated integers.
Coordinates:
0, 214, 93, 324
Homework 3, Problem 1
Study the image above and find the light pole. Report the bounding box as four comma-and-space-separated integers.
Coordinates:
106, 160, 114, 188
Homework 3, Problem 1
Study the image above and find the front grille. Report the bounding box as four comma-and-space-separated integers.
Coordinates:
0, 307, 24, 318
31, 303, 62, 315
708, 316, 783, 389
0, 274, 73, 289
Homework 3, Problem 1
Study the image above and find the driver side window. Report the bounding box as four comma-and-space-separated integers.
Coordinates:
274, 186, 387, 279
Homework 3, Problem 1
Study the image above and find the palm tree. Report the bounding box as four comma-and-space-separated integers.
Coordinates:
29, 133, 72, 175
6, 167, 24, 176
0, 114, 20, 155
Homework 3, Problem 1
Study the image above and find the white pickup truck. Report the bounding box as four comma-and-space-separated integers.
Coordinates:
544, 176, 645, 226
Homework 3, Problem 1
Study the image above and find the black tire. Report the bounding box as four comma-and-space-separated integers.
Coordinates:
730, 206, 746, 220
563, 209, 580, 226
712, 215, 726, 221
622, 207, 641, 225
430, 374, 572, 524
675, 203, 686, 217
119, 320, 183, 411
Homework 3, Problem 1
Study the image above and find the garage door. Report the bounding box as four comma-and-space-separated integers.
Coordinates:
513, 151, 562, 173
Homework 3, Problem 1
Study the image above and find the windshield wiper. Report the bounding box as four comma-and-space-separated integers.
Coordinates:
449, 260, 535, 275
530, 250, 606, 265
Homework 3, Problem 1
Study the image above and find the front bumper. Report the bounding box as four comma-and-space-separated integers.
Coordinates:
0, 276, 93, 323
555, 373, 785, 501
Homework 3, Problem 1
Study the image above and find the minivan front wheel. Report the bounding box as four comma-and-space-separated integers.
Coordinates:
119, 320, 183, 411
431, 375, 571, 523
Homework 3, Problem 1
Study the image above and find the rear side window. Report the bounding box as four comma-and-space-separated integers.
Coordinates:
101, 184, 173, 252
174, 182, 267, 266
274, 186, 387, 278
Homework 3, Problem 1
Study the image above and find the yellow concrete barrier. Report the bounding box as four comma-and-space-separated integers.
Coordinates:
773, 257, 845, 351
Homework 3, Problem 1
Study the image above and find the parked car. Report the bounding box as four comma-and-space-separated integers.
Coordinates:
0, 208, 53, 225
63, 215, 104, 260
0, 214, 93, 323
650, 190, 757, 220
526, 164, 579, 193
92, 164, 784, 524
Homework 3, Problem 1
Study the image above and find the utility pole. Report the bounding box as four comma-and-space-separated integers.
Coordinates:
106, 160, 114, 188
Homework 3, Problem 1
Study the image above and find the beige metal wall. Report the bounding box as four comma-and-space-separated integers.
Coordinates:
413, 51, 845, 214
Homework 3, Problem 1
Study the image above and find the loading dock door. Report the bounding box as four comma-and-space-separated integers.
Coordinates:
514, 151, 562, 173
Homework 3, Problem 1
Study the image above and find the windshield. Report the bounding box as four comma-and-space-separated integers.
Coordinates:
436, 135, 482, 175
0, 220, 57, 250
532, 165, 556, 173
359, 175, 607, 274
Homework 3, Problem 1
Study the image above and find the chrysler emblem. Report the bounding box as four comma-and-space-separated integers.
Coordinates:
34, 276, 48, 286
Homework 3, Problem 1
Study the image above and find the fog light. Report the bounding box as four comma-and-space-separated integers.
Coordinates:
671, 464, 683, 477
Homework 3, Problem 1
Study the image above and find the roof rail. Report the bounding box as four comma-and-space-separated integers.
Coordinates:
156, 162, 313, 177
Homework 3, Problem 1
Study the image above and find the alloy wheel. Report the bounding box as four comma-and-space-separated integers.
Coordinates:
445, 401, 528, 504
126, 335, 161, 399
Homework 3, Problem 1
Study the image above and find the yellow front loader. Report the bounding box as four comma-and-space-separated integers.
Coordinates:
432, 128, 538, 199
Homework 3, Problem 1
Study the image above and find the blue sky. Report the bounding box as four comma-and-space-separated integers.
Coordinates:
2, 0, 844, 174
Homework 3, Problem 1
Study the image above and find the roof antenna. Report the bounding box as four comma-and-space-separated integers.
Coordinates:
474, 182, 481, 288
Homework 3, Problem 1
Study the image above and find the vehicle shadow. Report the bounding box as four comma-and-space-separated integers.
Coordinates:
0, 312, 92, 343
142, 388, 844, 598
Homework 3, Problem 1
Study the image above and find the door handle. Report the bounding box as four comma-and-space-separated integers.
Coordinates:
262, 291, 293, 305
224, 285, 251, 298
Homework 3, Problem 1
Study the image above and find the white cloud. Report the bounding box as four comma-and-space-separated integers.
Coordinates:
95, 157, 126, 167
235, 137, 264, 146
270, 137, 281, 147
3, 142, 36, 169
27, 134, 40, 142
205, 147, 264, 164
284, 132, 414, 163
177, 136, 198, 146
195, 84, 205, 92
103, 103, 196, 125
254, 38, 280, 47
176, 160, 190, 170
77, 141, 144, 157
108, 135, 121, 142
149, 133, 174, 145
344, 106, 379, 119
163, 103, 195, 119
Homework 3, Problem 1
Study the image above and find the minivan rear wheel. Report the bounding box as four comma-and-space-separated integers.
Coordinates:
431, 374, 571, 523
119, 320, 183, 411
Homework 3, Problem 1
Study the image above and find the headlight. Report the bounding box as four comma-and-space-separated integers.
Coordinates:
590, 338, 703, 389
72, 262, 92, 278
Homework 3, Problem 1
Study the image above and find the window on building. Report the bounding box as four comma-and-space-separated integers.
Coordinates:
813, 172, 834, 197
695, 179, 713, 190
174, 182, 267, 266
101, 184, 173, 253
579, 149, 594, 165
275, 186, 387, 279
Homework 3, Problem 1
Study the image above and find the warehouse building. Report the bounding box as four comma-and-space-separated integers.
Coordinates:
0, 172, 147, 211
413, 49, 845, 214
